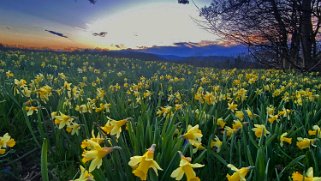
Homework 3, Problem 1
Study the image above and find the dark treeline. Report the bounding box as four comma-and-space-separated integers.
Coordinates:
201, 0, 321, 72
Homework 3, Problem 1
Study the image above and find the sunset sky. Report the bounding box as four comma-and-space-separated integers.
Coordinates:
0, 0, 223, 50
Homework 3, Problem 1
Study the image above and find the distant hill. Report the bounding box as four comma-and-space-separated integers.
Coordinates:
0, 44, 263, 68
136, 43, 248, 57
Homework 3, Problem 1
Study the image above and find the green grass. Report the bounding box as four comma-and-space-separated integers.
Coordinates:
0, 50, 320, 180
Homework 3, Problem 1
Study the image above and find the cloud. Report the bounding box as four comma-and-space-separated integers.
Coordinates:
45, 30, 68, 38
82, 3, 218, 49
172, 40, 239, 48
135, 41, 247, 57
178, 0, 189, 4
88, 0, 97, 4
92, 32, 107, 37
173, 42, 194, 48
115, 44, 126, 49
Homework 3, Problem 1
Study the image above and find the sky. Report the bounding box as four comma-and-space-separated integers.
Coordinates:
0, 0, 224, 51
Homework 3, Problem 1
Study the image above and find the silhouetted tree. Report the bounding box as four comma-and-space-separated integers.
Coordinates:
201, 0, 321, 72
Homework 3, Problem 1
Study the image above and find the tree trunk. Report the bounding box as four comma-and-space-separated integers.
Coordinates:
301, 0, 313, 70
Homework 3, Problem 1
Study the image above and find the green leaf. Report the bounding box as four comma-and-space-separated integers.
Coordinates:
41, 138, 49, 181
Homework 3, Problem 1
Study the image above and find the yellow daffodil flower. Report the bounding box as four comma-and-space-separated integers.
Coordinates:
66, 123, 81, 136
268, 114, 279, 124
81, 131, 104, 149
95, 103, 111, 113
64, 81, 72, 91
25, 106, 39, 116
210, 136, 222, 153
82, 140, 119, 172
217, 118, 226, 129
226, 164, 253, 181
228, 102, 238, 112
232, 120, 243, 131
252, 124, 270, 138
53, 112, 74, 129
37, 85, 52, 102
225, 126, 235, 137
280, 132, 292, 147
0, 133, 16, 154
14, 79, 27, 88
308, 125, 321, 138
183, 125, 203, 151
296, 137, 315, 150
245, 108, 256, 120
292, 167, 321, 181
128, 144, 162, 180
156, 106, 173, 118
170, 151, 204, 181
235, 111, 244, 121
75, 104, 90, 113
278, 108, 291, 120
71, 166, 94, 181
6, 70, 14, 78
101, 117, 128, 139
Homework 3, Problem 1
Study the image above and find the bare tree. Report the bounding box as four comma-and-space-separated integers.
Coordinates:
201, 0, 321, 72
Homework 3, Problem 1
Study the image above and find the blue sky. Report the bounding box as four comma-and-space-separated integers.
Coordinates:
0, 0, 245, 56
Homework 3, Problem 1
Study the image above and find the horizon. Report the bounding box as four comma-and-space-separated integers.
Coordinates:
0, 1, 232, 51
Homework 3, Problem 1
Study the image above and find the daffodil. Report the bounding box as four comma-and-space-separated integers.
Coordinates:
226, 164, 252, 181
64, 81, 72, 91
175, 104, 183, 111
292, 167, 321, 181
203, 91, 216, 105
266, 106, 275, 115
235, 111, 244, 121
210, 136, 222, 153
232, 120, 243, 131
280, 132, 292, 147
82, 140, 119, 172
14, 78, 27, 88
143, 90, 152, 99
245, 108, 256, 119
156, 106, 173, 118
228, 102, 238, 112
268, 114, 279, 124
183, 125, 203, 151
51, 111, 57, 119
75, 104, 90, 113
53, 112, 74, 129
101, 117, 128, 139
81, 131, 104, 149
225, 126, 235, 137
95, 103, 111, 113
25, 106, 39, 116
128, 144, 162, 180
216, 118, 226, 129
71, 166, 94, 181
296, 137, 315, 150
6, 70, 14, 78
278, 108, 291, 120
0, 133, 16, 154
37, 85, 52, 102
308, 125, 321, 138
252, 124, 270, 138
235, 88, 247, 102
170, 151, 204, 181
66, 123, 81, 135
21, 87, 31, 98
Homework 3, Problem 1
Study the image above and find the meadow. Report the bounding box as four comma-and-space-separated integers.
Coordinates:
0, 50, 321, 181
